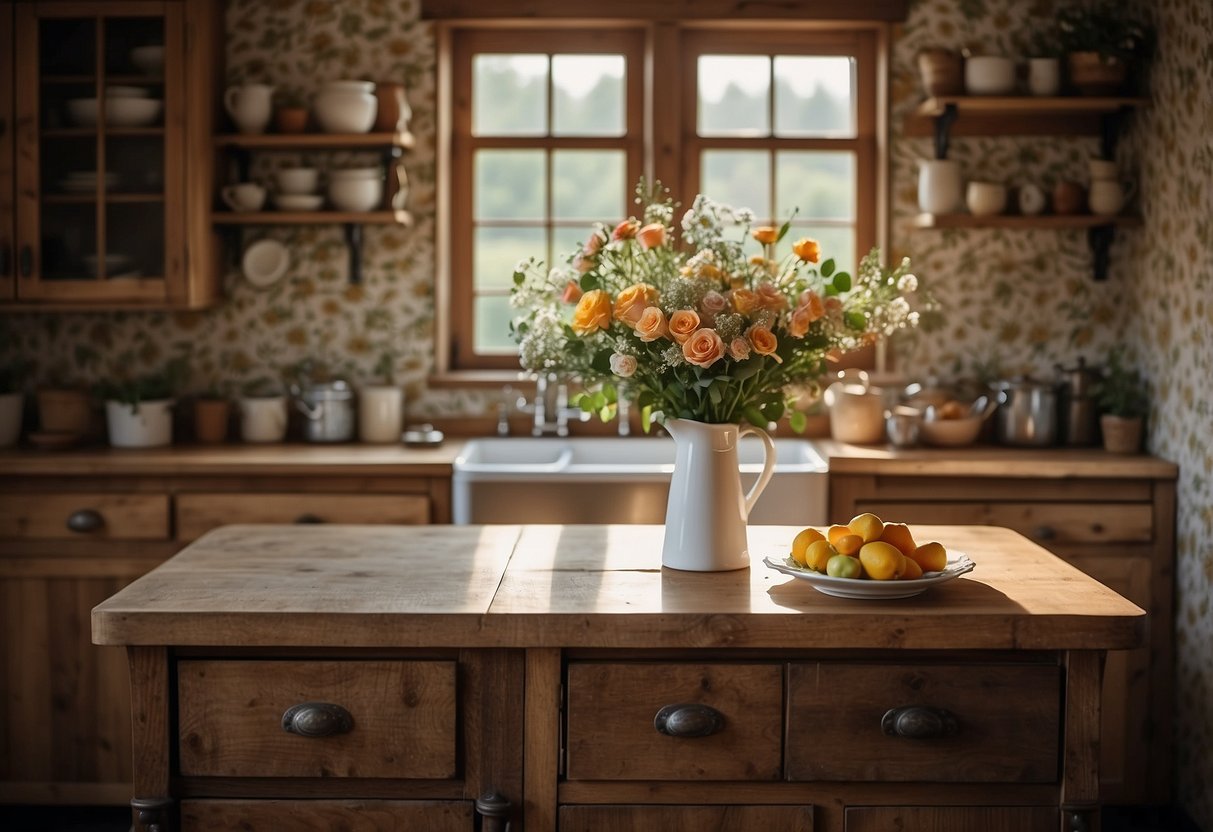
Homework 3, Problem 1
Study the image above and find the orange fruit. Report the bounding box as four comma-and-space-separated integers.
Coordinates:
900, 556, 923, 580
834, 533, 864, 556
858, 541, 905, 581
805, 539, 838, 573
791, 527, 826, 566
879, 522, 918, 557
827, 524, 852, 546
848, 512, 885, 543
911, 541, 948, 573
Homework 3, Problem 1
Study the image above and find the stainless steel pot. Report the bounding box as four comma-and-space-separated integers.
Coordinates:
993, 377, 1057, 446
1055, 357, 1101, 446
292, 379, 355, 442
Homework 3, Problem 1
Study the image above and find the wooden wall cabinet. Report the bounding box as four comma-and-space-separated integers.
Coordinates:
3, 0, 220, 309
829, 459, 1177, 805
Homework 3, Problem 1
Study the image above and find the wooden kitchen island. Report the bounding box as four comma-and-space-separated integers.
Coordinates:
92, 523, 1144, 832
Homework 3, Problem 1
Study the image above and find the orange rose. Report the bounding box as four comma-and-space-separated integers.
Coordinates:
561, 280, 583, 305
730, 288, 760, 316
584, 232, 605, 255
636, 222, 667, 250
792, 237, 821, 263
571, 289, 612, 335
611, 219, 640, 240
756, 281, 786, 311
682, 328, 725, 368
668, 309, 701, 344
747, 324, 782, 363
635, 306, 669, 342
614, 283, 658, 327
751, 226, 779, 245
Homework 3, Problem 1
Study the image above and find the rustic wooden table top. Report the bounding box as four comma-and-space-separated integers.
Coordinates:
92, 524, 1144, 652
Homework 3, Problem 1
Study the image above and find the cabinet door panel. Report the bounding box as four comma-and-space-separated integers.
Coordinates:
561, 805, 813, 832
181, 799, 475, 832
846, 806, 1055, 832
854, 500, 1152, 544
175, 492, 430, 541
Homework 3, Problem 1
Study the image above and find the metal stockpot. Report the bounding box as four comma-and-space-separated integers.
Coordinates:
993, 377, 1057, 447
292, 379, 355, 442
1055, 357, 1101, 446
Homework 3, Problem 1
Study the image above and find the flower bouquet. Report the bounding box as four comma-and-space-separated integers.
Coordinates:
510, 180, 920, 432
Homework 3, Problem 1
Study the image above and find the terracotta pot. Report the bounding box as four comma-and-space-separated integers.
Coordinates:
36, 388, 93, 434
194, 398, 231, 444
274, 106, 309, 134
1067, 52, 1128, 96
1101, 414, 1143, 454
916, 48, 964, 97
1052, 180, 1087, 215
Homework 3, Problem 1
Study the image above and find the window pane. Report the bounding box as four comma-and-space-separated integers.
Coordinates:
552, 150, 625, 221
773, 56, 855, 137
475, 150, 546, 220
474, 226, 546, 291
473, 54, 548, 136
776, 151, 854, 221
776, 225, 855, 274
475, 295, 518, 355
553, 225, 591, 264
553, 55, 625, 136
698, 55, 769, 137
701, 150, 771, 218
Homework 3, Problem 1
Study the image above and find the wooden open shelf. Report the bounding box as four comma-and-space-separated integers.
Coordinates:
212, 209, 413, 226
904, 95, 1147, 139
914, 213, 1142, 230
214, 131, 416, 151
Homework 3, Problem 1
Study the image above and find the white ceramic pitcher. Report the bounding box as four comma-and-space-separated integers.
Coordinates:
661, 418, 776, 572
224, 84, 275, 135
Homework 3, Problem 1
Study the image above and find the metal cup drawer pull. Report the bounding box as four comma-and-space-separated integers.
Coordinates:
654, 703, 725, 738
66, 508, 105, 533
281, 702, 355, 738
881, 706, 959, 739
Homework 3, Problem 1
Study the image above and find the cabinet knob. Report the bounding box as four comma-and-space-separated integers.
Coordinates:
293, 513, 325, 524
66, 509, 105, 533
476, 792, 512, 832
1033, 525, 1057, 541
281, 702, 354, 738
881, 706, 959, 739
654, 703, 725, 738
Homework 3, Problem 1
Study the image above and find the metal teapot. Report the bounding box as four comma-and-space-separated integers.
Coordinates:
291, 379, 355, 443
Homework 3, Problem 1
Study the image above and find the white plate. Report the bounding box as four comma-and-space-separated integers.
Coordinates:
242, 239, 290, 288
763, 552, 975, 600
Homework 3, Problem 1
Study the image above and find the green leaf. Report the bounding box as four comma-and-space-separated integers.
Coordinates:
845, 310, 867, 330
641, 404, 653, 433
832, 271, 852, 292
789, 410, 808, 433
708, 384, 723, 405
743, 405, 767, 427
776, 218, 793, 243
513, 271, 525, 286
761, 400, 785, 421
581, 273, 599, 291
823, 284, 839, 297
820, 258, 835, 278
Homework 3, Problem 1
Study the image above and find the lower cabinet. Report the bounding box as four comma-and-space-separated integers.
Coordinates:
844, 807, 1058, 831
560, 805, 815, 831
181, 799, 476, 831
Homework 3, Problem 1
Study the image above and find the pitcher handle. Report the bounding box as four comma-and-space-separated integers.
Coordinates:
223, 86, 241, 118
739, 424, 776, 519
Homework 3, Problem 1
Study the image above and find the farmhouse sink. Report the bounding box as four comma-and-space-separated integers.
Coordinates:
452, 436, 828, 526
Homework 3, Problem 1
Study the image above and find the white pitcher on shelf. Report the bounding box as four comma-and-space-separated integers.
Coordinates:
224, 83, 275, 135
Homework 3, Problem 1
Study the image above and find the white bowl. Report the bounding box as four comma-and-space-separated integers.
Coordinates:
322, 80, 376, 95
107, 86, 150, 99
328, 167, 381, 180
328, 177, 382, 212
274, 167, 320, 195
130, 46, 165, 75
964, 56, 1016, 95
920, 415, 983, 447
241, 239, 290, 288
966, 181, 1008, 216
273, 193, 325, 211
70, 97, 163, 127
314, 90, 377, 134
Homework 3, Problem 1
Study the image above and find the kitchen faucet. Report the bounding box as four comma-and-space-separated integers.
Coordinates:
515, 373, 590, 437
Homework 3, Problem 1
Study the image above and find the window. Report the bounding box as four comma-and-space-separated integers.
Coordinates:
438, 23, 882, 373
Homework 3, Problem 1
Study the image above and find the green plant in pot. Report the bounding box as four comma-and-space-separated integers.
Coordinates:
1057, 1, 1154, 95
1094, 347, 1148, 454
96, 357, 189, 448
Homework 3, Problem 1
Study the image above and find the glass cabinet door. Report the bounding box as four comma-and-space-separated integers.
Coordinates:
14, 2, 183, 305
1, 3, 13, 300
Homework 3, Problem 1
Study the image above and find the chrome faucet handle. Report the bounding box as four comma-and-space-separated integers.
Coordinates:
496, 385, 514, 436
617, 395, 631, 436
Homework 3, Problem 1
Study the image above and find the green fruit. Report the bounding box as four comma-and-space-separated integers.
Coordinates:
826, 554, 862, 579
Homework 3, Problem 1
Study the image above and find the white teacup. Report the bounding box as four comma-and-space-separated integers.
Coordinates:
966, 181, 1007, 216
221, 182, 266, 212
1089, 180, 1129, 216
239, 395, 288, 443
275, 167, 320, 195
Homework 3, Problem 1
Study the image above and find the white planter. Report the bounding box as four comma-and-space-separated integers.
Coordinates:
106, 399, 174, 448
0, 392, 23, 447
359, 385, 404, 443
239, 395, 288, 443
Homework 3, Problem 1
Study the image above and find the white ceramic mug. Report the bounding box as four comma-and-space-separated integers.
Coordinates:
359, 386, 404, 443
221, 182, 266, 212
239, 395, 288, 443
275, 167, 320, 195
966, 181, 1008, 216
1089, 179, 1131, 216
917, 159, 964, 214
224, 83, 275, 135
1028, 58, 1061, 96
964, 56, 1016, 95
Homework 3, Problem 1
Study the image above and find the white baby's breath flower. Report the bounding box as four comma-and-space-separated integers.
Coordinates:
897, 273, 918, 293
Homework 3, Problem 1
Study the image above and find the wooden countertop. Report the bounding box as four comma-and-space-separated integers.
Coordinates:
92, 524, 1144, 651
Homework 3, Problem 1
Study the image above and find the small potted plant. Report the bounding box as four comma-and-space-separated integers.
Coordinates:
274, 90, 310, 134
193, 382, 232, 444
1057, 2, 1153, 95
1094, 347, 1148, 454
97, 357, 189, 448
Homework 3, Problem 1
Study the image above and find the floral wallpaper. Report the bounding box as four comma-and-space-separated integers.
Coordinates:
1, 0, 1210, 822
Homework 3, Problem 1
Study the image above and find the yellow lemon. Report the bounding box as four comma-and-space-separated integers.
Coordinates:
879, 522, 918, 557
805, 539, 838, 573
826, 554, 863, 578
834, 533, 864, 556
911, 541, 948, 573
858, 541, 905, 581
900, 555, 923, 580
848, 512, 885, 543
791, 527, 827, 566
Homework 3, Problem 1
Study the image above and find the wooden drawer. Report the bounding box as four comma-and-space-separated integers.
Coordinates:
178, 660, 457, 779
787, 662, 1060, 782
845, 807, 1056, 831
181, 799, 474, 831
175, 492, 430, 541
853, 500, 1153, 545
561, 805, 814, 831
0, 492, 169, 540
565, 662, 782, 781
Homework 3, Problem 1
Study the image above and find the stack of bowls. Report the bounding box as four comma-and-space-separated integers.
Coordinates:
68, 86, 162, 127
273, 167, 323, 211
328, 167, 383, 212
314, 81, 378, 134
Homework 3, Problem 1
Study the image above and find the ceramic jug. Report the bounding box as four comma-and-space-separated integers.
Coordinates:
824, 370, 886, 444
224, 84, 275, 135
660, 418, 776, 572
916, 159, 963, 214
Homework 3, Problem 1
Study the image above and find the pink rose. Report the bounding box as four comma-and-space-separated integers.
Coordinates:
728, 337, 751, 361
756, 280, 786, 312
682, 328, 725, 368
700, 290, 727, 322
609, 353, 638, 378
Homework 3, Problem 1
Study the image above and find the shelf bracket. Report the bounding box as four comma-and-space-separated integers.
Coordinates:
933, 103, 959, 160
344, 223, 363, 285
1100, 107, 1130, 160
1088, 224, 1115, 281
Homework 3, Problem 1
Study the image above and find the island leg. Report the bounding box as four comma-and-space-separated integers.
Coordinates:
1061, 650, 1103, 831
128, 647, 174, 832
